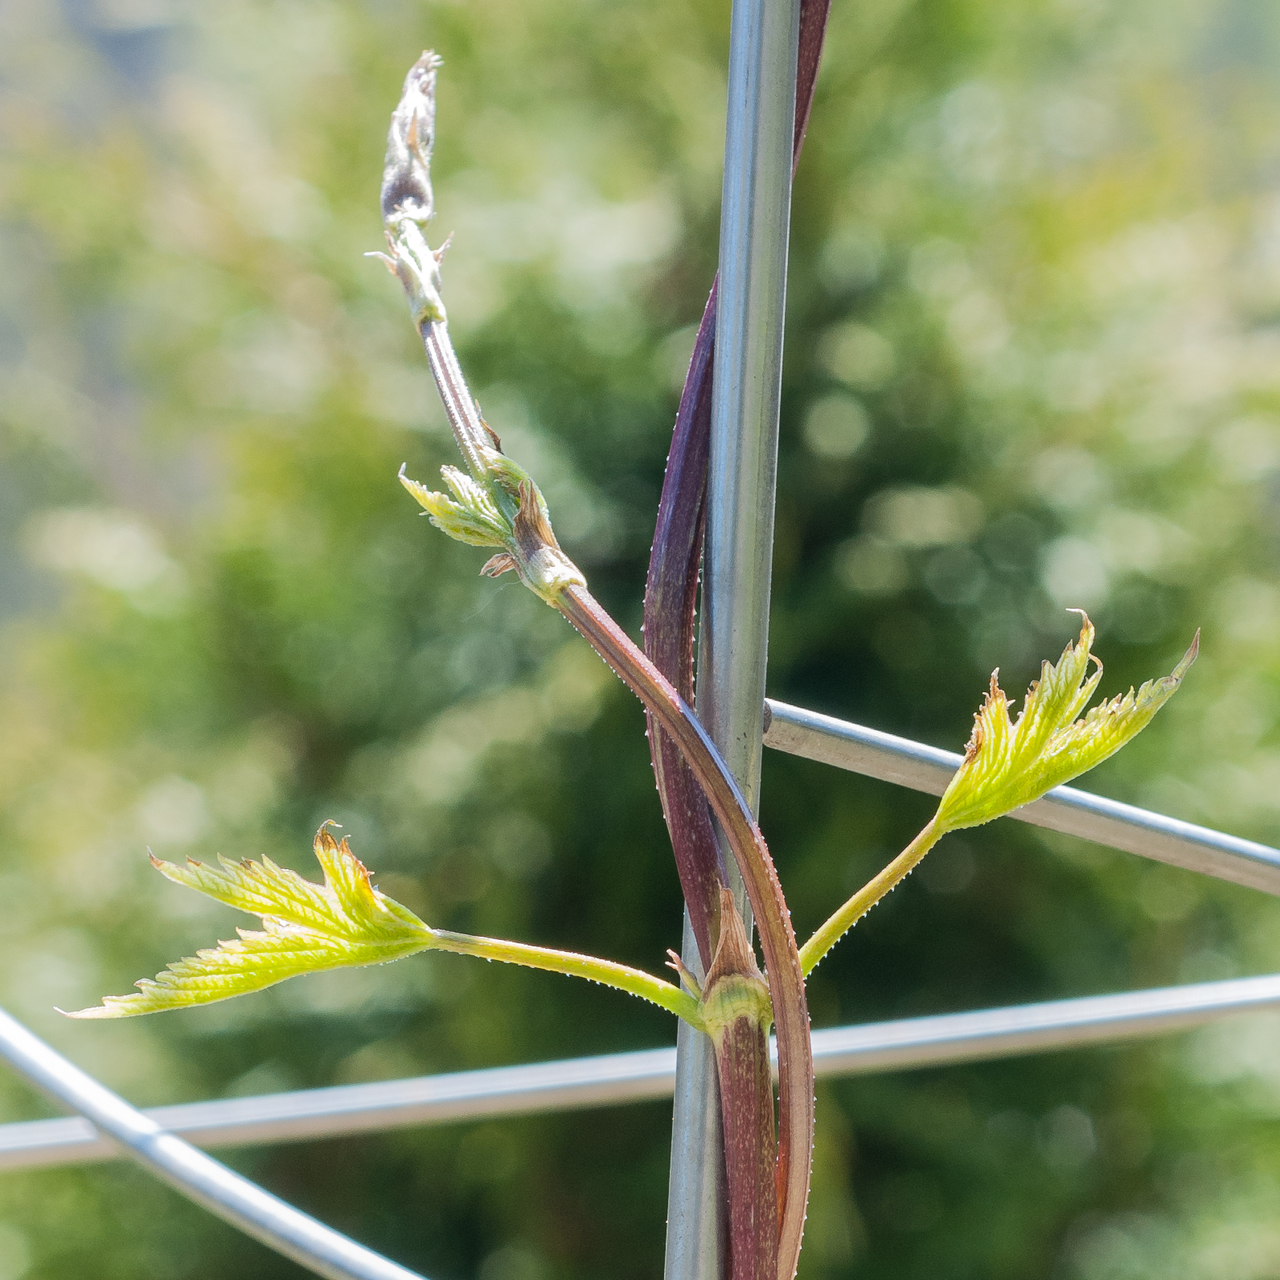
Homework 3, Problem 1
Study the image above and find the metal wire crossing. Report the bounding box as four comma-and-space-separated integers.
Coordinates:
1, 705, 1278, 1278
1, 4, 1274, 1278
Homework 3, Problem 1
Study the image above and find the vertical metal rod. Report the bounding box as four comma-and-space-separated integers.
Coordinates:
698, 0, 799, 814
663, 0, 800, 1275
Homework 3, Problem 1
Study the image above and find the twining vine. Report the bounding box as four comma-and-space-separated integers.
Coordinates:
72, 45, 1197, 1280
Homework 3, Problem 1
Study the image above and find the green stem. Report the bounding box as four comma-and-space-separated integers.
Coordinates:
799, 818, 944, 976
429, 929, 702, 1025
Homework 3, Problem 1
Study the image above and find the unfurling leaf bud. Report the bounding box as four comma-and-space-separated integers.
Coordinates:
400, 463, 509, 548
377, 53, 588, 609
380, 51, 440, 229
373, 51, 448, 326
400, 449, 585, 605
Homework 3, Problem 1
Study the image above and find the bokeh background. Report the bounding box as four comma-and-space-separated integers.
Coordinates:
1, 0, 1280, 1276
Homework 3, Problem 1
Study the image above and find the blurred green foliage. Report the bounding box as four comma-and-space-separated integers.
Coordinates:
1, 0, 1280, 1278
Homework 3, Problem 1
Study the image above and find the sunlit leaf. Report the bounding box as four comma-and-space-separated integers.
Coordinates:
68, 826, 432, 1018
933, 614, 1198, 833
399, 463, 509, 548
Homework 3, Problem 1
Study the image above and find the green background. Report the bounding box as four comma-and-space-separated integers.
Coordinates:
1, 0, 1280, 1276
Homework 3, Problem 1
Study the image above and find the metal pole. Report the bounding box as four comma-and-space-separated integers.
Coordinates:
0, 1007, 427, 1280
663, 0, 800, 1274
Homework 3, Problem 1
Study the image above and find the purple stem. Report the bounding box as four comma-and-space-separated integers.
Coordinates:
643, 283, 721, 967
642, 5, 831, 1277
557, 586, 813, 1280
643, 0, 832, 973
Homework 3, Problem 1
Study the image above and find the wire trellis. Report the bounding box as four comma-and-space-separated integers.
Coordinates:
2, 706, 1278, 1275
1, 2, 1273, 1278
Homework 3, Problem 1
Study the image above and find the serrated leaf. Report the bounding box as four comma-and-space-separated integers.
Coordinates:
934, 614, 1198, 833
68, 826, 432, 1018
399, 463, 510, 548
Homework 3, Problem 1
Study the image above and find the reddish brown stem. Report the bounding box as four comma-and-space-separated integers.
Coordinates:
716, 1015, 778, 1280
703, 889, 779, 1280
558, 585, 814, 1280
641, 5, 830, 1276
385, 22, 833, 1272
643, 282, 721, 969
643, 0, 831, 976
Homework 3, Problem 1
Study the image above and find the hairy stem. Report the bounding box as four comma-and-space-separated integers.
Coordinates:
557, 585, 813, 1275
421, 322, 505, 497
641, 6, 830, 1275
716, 1013, 778, 1280
429, 930, 701, 1024
701, 889, 778, 1280
798, 819, 943, 977
643, 281, 721, 969
643, 0, 832, 980
379, 49, 821, 1279
413, 293, 815, 1265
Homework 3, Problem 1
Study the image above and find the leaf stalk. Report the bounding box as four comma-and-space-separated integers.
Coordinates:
429, 930, 702, 1025
799, 820, 943, 977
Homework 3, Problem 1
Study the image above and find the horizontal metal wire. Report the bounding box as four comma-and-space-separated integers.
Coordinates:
763, 698, 1280, 895
6, 971, 1280, 1175
0, 1007, 428, 1280
0, 1043, 680, 1173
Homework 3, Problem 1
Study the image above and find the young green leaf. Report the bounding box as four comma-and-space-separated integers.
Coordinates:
400, 462, 509, 548
799, 616, 1198, 976
67, 827, 433, 1018
934, 613, 1198, 833
400, 450, 585, 605
67, 825, 700, 1023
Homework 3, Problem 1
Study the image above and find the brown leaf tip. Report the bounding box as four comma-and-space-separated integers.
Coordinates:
480, 552, 516, 578
704, 887, 764, 989
513, 481, 559, 552
478, 416, 502, 450
314, 823, 342, 856
666, 949, 703, 998
963, 671, 1002, 763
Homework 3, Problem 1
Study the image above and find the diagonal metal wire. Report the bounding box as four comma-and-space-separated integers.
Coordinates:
5, 971, 1280, 1175
0, 1007, 428, 1280
763, 699, 1280, 894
